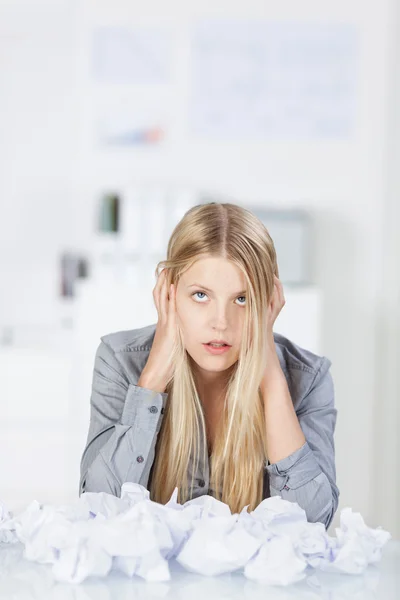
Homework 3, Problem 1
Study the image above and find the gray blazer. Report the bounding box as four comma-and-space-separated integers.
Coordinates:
79, 323, 339, 529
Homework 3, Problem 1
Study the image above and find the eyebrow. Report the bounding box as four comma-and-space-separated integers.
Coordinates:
187, 283, 246, 296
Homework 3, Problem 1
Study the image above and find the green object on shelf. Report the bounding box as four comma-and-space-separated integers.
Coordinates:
99, 193, 120, 232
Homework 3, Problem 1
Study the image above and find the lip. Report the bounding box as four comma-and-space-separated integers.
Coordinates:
202, 343, 231, 355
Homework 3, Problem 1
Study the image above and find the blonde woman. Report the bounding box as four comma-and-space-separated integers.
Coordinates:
79, 202, 339, 529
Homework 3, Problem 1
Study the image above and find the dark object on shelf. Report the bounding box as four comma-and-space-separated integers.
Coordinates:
99, 192, 120, 233
60, 253, 89, 297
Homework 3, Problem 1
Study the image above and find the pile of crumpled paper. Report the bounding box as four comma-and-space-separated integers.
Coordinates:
0, 484, 391, 586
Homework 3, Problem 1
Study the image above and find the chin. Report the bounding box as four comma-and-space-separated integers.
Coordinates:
200, 356, 235, 369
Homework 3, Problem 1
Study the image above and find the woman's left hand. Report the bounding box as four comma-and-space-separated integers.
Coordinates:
267, 276, 286, 337
261, 276, 286, 389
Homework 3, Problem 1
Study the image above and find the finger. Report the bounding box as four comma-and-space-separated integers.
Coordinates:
274, 276, 285, 305
152, 270, 162, 314
272, 280, 278, 304
159, 272, 168, 322
269, 278, 276, 300
266, 303, 274, 329
279, 282, 285, 306
154, 269, 166, 317
168, 283, 176, 322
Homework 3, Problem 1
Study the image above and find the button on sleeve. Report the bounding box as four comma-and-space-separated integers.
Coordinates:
120, 384, 167, 430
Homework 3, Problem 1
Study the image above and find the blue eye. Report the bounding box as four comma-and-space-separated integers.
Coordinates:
192, 292, 207, 301
192, 292, 246, 305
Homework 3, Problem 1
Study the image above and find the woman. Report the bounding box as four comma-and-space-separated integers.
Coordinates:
79, 202, 339, 529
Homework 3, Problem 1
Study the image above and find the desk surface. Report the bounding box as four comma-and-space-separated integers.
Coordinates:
0, 540, 398, 599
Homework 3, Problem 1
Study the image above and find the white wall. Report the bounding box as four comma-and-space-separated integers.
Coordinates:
0, 0, 78, 330
372, 0, 400, 539
0, 0, 398, 535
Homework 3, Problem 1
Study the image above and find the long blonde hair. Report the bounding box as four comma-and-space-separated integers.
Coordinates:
148, 202, 279, 513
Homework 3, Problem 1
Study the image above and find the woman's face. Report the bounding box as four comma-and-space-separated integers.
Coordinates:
175, 256, 247, 384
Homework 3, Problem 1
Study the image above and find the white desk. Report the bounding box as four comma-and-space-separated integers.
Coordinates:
0, 540, 398, 599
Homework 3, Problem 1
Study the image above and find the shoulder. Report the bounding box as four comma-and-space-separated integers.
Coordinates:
273, 332, 333, 410
273, 331, 331, 376
100, 323, 157, 353
96, 323, 157, 384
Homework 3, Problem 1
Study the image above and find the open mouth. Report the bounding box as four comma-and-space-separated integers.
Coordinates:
203, 343, 231, 354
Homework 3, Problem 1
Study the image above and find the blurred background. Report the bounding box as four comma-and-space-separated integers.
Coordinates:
0, 0, 399, 537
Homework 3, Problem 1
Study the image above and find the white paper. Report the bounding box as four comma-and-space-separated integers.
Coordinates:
0, 484, 391, 586
0, 498, 15, 544
92, 26, 172, 84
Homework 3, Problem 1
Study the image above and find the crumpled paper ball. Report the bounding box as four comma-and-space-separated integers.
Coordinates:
0, 484, 391, 586
0, 500, 16, 544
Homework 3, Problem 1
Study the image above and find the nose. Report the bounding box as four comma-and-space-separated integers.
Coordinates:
210, 303, 229, 331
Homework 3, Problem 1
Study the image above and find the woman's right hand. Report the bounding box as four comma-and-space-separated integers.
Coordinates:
137, 268, 178, 393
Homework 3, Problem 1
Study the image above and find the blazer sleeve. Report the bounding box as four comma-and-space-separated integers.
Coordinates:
79, 340, 168, 497
265, 357, 340, 529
